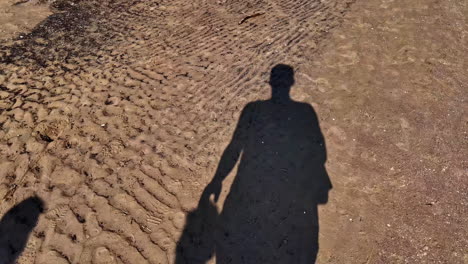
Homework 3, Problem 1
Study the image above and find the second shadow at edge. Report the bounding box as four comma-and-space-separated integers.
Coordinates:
0, 196, 44, 264
176, 64, 332, 264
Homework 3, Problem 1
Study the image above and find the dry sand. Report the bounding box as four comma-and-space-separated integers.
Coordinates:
0, 0, 467, 263
0, 0, 51, 41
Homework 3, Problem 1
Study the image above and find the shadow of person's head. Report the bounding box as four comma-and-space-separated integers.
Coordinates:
269, 64, 295, 102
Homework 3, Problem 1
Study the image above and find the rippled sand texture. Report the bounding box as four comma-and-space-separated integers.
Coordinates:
0, 0, 467, 263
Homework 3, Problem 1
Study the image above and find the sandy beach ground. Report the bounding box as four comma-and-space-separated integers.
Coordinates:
0, 0, 466, 263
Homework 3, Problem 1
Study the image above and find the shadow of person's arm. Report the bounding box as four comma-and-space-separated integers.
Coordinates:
202, 103, 252, 202
175, 104, 252, 264
305, 105, 332, 205
316, 121, 332, 204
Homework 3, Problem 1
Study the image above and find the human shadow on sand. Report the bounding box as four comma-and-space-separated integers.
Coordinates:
176, 64, 332, 264
0, 196, 44, 264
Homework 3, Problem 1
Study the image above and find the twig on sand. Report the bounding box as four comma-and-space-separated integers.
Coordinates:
12, 0, 30, 6
239, 12, 265, 25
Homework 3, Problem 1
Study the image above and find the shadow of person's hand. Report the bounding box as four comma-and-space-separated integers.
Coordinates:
201, 180, 222, 203
175, 182, 220, 264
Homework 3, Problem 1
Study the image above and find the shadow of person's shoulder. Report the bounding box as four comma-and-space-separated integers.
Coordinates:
286, 100, 319, 120
238, 100, 265, 117
244, 100, 264, 108
294, 100, 316, 111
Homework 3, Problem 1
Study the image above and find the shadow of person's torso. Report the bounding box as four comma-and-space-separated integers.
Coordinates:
216, 99, 330, 264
